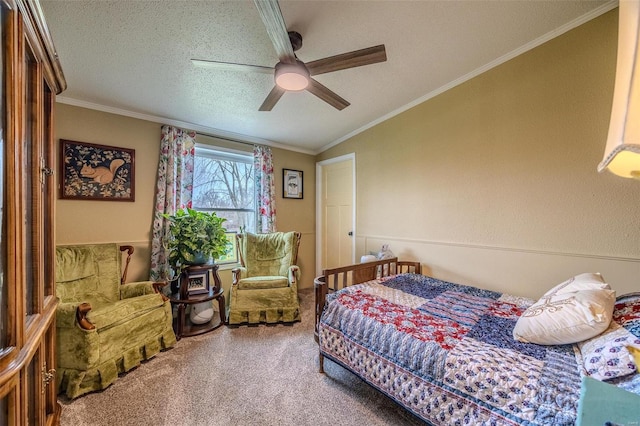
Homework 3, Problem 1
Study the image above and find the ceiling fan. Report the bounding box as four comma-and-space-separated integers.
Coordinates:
191, 0, 387, 111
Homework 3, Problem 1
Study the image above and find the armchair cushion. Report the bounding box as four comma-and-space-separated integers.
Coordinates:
56, 275, 107, 306
55, 244, 121, 307
237, 276, 289, 290
56, 246, 97, 282
86, 294, 165, 330
243, 232, 298, 277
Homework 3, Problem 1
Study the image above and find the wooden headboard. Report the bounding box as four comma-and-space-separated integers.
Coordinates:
313, 257, 421, 342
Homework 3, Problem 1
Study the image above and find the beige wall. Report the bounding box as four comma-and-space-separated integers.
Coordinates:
54, 104, 316, 292
318, 10, 640, 298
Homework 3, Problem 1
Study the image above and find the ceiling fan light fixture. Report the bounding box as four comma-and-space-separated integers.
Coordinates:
275, 61, 310, 91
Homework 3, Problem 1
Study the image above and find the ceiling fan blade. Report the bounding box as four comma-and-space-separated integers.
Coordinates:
306, 79, 350, 110
259, 85, 286, 111
253, 0, 296, 64
306, 45, 387, 76
191, 59, 274, 74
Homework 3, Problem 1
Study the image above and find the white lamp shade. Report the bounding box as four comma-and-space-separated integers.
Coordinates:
275, 61, 310, 91
598, 0, 640, 178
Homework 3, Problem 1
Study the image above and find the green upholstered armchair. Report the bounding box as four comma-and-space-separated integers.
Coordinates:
55, 243, 177, 399
228, 231, 301, 324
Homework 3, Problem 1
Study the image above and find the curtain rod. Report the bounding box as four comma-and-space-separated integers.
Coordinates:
195, 131, 263, 148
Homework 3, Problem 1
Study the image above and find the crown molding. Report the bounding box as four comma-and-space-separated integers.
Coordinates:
55, 96, 316, 155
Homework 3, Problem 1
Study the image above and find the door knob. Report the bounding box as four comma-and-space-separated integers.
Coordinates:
348, 231, 353, 236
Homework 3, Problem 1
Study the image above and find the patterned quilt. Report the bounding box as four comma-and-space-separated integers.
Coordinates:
318, 273, 583, 425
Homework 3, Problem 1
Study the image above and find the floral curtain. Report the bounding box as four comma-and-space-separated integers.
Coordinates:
254, 145, 277, 233
149, 125, 196, 281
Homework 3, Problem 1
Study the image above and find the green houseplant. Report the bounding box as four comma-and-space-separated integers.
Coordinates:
163, 208, 228, 273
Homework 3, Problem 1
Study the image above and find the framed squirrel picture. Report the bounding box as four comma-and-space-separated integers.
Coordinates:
60, 139, 135, 201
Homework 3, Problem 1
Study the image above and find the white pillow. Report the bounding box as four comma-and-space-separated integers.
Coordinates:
513, 274, 615, 345
543, 272, 609, 295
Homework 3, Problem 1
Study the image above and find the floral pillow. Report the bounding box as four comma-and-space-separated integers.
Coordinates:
613, 292, 640, 338
578, 321, 640, 381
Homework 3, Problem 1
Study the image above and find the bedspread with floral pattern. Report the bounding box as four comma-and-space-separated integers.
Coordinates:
318, 274, 583, 425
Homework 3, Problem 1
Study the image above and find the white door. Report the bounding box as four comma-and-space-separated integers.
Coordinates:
316, 154, 355, 274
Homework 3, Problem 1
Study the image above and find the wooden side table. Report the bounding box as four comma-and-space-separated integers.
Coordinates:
168, 264, 226, 340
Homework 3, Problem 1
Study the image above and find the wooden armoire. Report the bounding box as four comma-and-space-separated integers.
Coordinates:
0, 0, 65, 424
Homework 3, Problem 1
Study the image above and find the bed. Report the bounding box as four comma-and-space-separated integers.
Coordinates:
314, 258, 640, 425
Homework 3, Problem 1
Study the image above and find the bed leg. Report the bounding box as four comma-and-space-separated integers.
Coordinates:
319, 352, 325, 373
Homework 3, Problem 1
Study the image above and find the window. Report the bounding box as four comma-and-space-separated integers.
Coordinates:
192, 145, 256, 236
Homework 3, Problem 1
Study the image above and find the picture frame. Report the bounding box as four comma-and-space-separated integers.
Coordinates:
60, 139, 135, 201
283, 169, 303, 199
187, 271, 210, 295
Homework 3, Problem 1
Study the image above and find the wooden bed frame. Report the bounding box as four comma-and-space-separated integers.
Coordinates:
313, 257, 422, 372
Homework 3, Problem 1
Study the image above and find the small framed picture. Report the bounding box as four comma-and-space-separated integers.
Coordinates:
187, 272, 210, 295
283, 169, 303, 199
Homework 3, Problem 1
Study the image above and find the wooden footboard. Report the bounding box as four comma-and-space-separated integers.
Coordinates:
314, 257, 421, 372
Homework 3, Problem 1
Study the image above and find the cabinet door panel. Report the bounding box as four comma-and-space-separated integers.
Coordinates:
0, 383, 16, 425
0, 0, 9, 353
0, 392, 9, 425
43, 86, 53, 299
26, 346, 40, 425
24, 43, 38, 320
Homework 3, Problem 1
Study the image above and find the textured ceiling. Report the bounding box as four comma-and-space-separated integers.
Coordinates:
41, 0, 615, 154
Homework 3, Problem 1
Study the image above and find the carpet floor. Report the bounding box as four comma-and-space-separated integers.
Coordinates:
58, 288, 424, 426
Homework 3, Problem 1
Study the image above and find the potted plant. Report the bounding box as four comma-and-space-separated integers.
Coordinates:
163, 208, 229, 275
